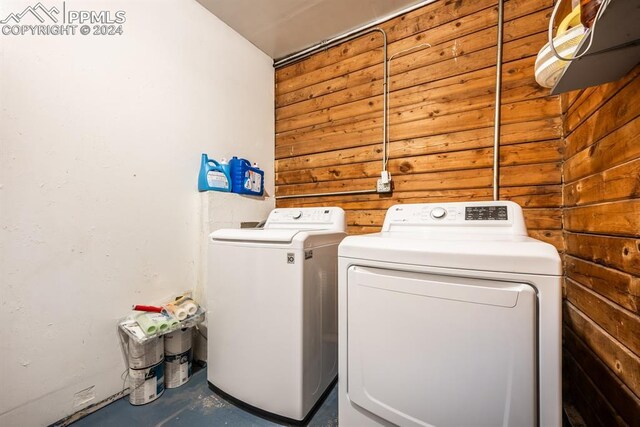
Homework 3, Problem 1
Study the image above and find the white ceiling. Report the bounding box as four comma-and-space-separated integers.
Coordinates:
196, 0, 426, 60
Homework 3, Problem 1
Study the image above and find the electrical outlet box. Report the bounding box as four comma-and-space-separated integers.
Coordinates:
377, 178, 392, 193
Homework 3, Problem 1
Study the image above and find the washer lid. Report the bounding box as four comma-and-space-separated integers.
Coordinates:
339, 232, 561, 276
210, 228, 301, 243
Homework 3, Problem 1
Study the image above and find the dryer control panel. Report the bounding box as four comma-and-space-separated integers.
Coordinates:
265, 207, 346, 232
382, 201, 527, 236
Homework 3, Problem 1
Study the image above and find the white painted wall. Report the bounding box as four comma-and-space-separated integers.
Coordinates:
0, 0, 274, 425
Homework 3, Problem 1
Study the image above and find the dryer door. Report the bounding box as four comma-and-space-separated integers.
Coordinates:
347, 266, 537, 427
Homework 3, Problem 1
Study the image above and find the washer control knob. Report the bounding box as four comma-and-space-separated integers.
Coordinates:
293, 211, 303, 220
430, 207, 447, 219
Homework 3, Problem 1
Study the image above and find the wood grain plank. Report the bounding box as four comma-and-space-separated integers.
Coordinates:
565, 278, 640, 356
346, 209, 385, 226
276, 29, 544, 110
276, 189, 492, 210
277, 53, 538, 121
500, 162, 562, 186
385, 167, 494, 191
565, 66, 640, 134
276, 148, 494, 185
564, 158, 640, 207
567, 87, 596, 116
385, 98, 559, 144
276, 0, 500, 83
346, 225, 380, 235
500, 140, 564, 165
277, 186, 560, 210
276, 139, 562, 176
276, 113, 561, 161
276, 59, 547, 133
563, 321, 640, 424
499, 185, 562, 208
387, 8, 550, 79
276, 162, 561, 195
565, 255, 640, 313
565, 75, 640, 158
277, 47, 384, 96
562, 89, 584, 115
523, 208, 562, 230
529, 229, 564, 251
276, 141, 562, 185
276, 0, 551, 90
564, 117, 640, 183
387, 0, 550, 45
276, 29, 546, 110
565, 232, 640, 276
564, 201, 640, 237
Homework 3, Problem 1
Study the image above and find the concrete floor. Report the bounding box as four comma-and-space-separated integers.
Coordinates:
73, 369, 338, 426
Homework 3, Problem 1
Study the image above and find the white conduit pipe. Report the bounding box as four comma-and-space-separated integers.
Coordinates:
493, 0, 504, 201
276, 189, 378, 200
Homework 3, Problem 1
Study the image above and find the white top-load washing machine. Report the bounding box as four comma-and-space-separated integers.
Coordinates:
207, 207, 346, 423
338, 201, 561, 427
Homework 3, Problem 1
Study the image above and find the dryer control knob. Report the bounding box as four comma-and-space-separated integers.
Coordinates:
293, 211, 303, 220
430, 207, 447, 219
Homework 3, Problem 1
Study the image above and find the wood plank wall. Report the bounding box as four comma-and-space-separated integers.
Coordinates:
274, 0, 564, 251
561, 66, 640, 426
274, 0, 639, 423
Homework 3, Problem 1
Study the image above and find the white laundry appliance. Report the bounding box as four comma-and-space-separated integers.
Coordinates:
207, 207, 346, 423
338, 201, 561, 427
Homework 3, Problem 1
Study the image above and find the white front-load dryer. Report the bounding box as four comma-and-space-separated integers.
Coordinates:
207, 207, 346, 424
338, 201, 562, 427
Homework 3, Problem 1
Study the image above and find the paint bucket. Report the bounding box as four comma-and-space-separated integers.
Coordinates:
128, 360, 165, 405
164, 328, 192, 355
164, 328, 193, 389
165, 348, 193, 389
128, 336, 164, 369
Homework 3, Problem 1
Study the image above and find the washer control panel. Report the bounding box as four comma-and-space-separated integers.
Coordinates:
265, 207, 346, 231
382, 202, 526, 235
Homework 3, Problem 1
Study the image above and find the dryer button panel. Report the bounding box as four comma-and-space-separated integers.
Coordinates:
465, 205, 508, 221
381, 202, 526, 235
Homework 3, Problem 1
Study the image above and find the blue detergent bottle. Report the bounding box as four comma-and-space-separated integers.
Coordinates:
198, 154, 232, 192
229, 157, 264, 196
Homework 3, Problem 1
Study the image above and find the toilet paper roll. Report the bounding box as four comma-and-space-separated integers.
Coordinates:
136, 313, 158, 335
164, 328, 192, 355
165, 303, 188, 321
